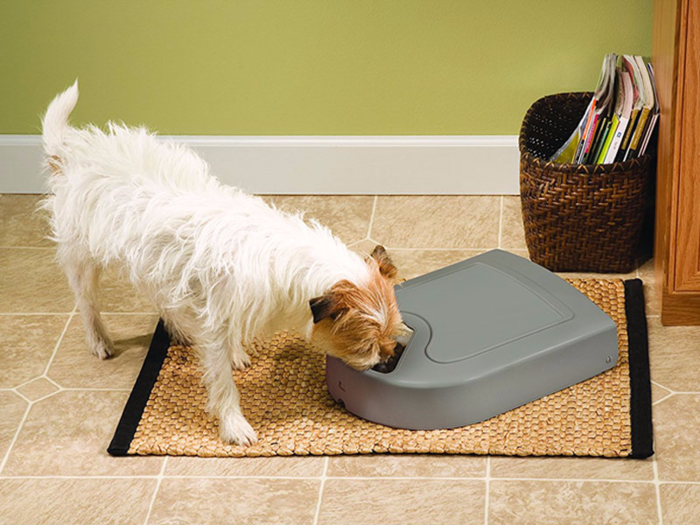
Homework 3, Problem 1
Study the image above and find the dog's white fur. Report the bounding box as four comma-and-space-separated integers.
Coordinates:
42, 81, 403, 445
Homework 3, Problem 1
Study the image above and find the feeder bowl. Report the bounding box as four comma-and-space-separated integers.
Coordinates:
326, 249, 618, 430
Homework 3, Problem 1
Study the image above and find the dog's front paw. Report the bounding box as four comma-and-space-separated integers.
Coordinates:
219, 412, 258, 446
90, 337, 114, 360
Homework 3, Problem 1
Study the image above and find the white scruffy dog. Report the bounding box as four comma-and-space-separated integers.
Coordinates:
42, 82, 406, 445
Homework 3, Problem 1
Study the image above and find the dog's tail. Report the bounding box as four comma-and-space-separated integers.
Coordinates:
42, 80, 79, 169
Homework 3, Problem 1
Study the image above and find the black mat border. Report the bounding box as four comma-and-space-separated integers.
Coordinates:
108, 279, 654, 458
107, 320, 171, 456
625, 278, 654, 458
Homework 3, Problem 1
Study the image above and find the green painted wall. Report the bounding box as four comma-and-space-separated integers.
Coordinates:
1, 1, 652, 135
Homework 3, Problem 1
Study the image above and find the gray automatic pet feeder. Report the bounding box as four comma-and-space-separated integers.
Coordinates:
326, 249, 618, 430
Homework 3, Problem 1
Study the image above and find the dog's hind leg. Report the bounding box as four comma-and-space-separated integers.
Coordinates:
58, 246, 114, 359
199, 333, 257, 446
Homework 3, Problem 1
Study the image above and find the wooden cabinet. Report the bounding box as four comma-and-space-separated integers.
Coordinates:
653, 0, 700, 324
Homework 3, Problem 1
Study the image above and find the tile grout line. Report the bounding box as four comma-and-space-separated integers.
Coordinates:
651, 380, 676, 394
632, 480, 700, 486
0, 312, 75, 316
0, 245, 56, 250
43, 376, 62, 390
93, 312, 159, 316
42, 376, 65, 392
0, 304, 76, 475
649, 383, 700, 401
312, 456, 329, 525
11, 389, 31, 404
61, 386, 133, 392
0, 404, 31, 474
0, 473, 694, 483
0, 474, 316, 480
345, 239, 365, 249
12, 374, 59, 393
143, 457, 168, 525
11, 376, 50, 391
384, 247, 506, 252
653, 458, 664, 524
484, 456, 491, 525
11, 381, 60, 404
487, 476, 657, 484
497, 196, 504, 249
653, 392, 675, 406
41, 303, 77, 379
650, 381, 676, 408
366, 195, 378, 240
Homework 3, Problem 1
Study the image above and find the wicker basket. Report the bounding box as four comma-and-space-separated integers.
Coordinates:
519, 92, 653, 273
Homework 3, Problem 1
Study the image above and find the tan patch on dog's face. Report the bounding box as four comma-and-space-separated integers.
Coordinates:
309, 246, 406, 370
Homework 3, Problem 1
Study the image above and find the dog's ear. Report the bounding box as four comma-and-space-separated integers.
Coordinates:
310, 281, 359, 323
310, 295, 335, 324
370, 245, 398, 281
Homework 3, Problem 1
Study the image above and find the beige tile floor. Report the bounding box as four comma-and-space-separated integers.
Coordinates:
0, 193, 698, 525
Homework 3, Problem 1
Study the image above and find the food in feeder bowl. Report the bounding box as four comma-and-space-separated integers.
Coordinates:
326, 249, 618, 430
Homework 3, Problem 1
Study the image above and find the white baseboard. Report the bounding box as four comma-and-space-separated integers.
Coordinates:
0, 135, 519, 194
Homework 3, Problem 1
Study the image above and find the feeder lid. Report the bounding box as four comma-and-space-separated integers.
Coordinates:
401, 260, 572, 365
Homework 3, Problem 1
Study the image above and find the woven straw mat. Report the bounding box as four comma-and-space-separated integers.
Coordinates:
128, 279, 632, 458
